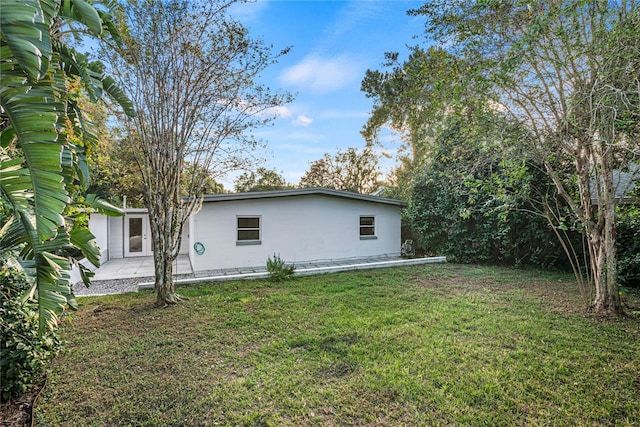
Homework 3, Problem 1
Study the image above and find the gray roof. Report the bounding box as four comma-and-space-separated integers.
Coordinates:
201, 187, 408, 207
614, 168, 638, 201
591, 166, 639, 205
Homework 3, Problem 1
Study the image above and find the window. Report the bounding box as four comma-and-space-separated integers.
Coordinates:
360, 216, 376, 239
237, 216, 261, 245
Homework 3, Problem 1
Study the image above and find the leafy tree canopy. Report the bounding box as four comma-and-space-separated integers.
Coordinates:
364, 0, 640, 314
234, 167, 291, 192
299, 146, 382, 194
104, 0, 293, 305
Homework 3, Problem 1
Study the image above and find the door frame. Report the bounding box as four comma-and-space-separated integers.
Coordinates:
124, 214, 152, 257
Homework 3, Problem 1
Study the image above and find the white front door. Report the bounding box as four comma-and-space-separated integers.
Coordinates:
124, 215, 152, 257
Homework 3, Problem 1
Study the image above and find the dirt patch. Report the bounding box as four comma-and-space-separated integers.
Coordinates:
316, 360, 357, 379
414, 269, 640, 318
1, 386, 42, 427
411, 272, 588, 314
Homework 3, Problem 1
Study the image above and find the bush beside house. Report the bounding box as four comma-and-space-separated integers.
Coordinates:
0, 266, 62, 402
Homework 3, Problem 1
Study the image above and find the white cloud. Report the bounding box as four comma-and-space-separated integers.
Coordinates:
331, 0, 384, 41
233, 100, 293, 120
279, 54, 362, 94
293, 114, 313, 127
269, 105, 293, 119
229, 0, 269, 22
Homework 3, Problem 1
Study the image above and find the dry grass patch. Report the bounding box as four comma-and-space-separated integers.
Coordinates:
411, 265, 587, 313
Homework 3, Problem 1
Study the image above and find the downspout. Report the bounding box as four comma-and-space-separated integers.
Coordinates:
122, 196, 127, 258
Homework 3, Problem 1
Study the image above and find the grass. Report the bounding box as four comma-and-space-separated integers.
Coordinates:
36, 264, 640, 426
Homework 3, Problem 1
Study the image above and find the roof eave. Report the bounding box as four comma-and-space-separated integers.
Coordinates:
200, 187, 408, 207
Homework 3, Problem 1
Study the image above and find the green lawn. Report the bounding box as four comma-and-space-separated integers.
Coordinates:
36, 264, 639, 426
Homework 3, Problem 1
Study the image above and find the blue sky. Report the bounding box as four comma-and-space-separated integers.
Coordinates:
226, 0, 426, 188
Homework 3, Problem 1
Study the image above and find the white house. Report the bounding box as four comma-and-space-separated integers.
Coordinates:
88, 188, 407, 274
86, 207, 190, 267
188, 188, 406, 272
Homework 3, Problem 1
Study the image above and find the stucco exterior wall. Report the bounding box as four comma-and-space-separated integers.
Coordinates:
88, 214, 109, 263
108, 216, 124, 259
189, 194, 403, 272
91, 212, 189, 260
178, 224, 189, 255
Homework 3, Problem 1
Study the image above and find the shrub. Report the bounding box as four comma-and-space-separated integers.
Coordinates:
266, 253, 295, 282
0, 265, 62, 402
617, 206, 640, 288
408, 161, 573, 269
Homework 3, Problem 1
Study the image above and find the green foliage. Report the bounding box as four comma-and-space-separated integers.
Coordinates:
0, 265, 61, 402
234, 167, 291, 193
361, 46, 475, 158
85, 112, 147, 208
88, 134, 225, 207
34, 265, 640, 425
408, 117, 574, 268
405, 0, 639, 314
0, 0, 130, 332
617, 206, 640, 288
299, 146, 382, 194
266, 253, 295, 282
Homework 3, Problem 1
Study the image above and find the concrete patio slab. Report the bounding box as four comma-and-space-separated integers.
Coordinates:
92, 255, 193, 281
137, 256, 447, 290
77, 254, 447, 297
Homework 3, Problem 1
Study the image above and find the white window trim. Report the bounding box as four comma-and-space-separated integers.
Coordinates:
236, 215, 261, 245
359, 215, 377, 240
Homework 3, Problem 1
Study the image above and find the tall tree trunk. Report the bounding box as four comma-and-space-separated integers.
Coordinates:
154, 243, 177, 305
549, 144, 623, 315
578, 151, 623, 315
148, 182, 183, 306
592, 203, 620, 313
592, 159, 622, 314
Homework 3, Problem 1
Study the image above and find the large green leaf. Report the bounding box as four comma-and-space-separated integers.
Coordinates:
61, 0, 103, 37
35, 229, 74, 332
1, 0, 132, 334
0, 155, 33, 214
35, 268, 70, 332
23, 144, 70, 241
85, 193, 124, 216
0, 0, 54, 82
0, 71, 70, 241
69, 227, 99, 267
1, 69, 72, 334
11, 217, 73, 334
0, 215, 28, 250
102, 75, 136, 118
96, 8, 124, 47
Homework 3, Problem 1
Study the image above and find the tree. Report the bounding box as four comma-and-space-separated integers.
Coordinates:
361, 46, 484, 202
88, 134, 147, 207
362, 46, 588, 288
409, 114, 574, 270
234, 167, 291, 192
361, 47, 467, 164
406, 0, 640, 315
182, 162, 226, 196
89, 137, 225, 208
299, 146, 382, 194
105, 0, 292, 305
1, 0, 133, 331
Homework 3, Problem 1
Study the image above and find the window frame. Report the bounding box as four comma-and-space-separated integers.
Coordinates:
359, 215, 377, 240
236, 215, 261, 245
